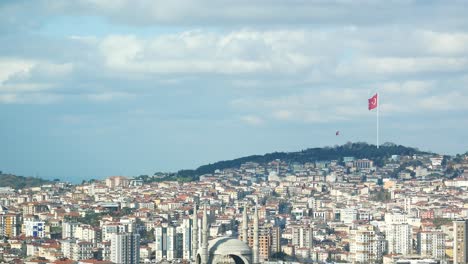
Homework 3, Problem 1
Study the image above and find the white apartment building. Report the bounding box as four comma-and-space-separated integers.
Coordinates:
349, 225, 385, 263
291, 225, 313, 249
154, 225, 184, 261
110, 233, 140, 264
417, 230, 445, 260
102, 223, 128, 241
385, 212, 408, 226
61, 239, 94, 261
341, 208, 358, 224
23, 219, 45, 238
180, 217, 193, 260
73, 241, 94, 260
75, 224, 99, 243
62, 222, 79, 239
386, 223, 412, 255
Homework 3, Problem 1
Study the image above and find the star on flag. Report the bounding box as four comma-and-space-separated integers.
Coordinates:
368, 93, 378, 110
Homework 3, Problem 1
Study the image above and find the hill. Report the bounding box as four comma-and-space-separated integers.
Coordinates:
167, 142, 431, 181
0, 172, 53, 189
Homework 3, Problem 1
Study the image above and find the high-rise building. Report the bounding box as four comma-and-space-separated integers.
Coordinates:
271, 226, 281, 255
61, 239, 94, 261
23, 218, 45, 238
155, 224, 185, 261
0, 213, 21, 238
102, 223, 129, 241
73, 241, 94, 261
61, 239, 75, 260
291, 224, 313, 249
454, 220, 468, 264
238, 206, 272, 262
62, 222, 79, 239
110, 233, 140, 264
180, 217, 193, 260
155, 225, 171, 260
239, 224, 272, 261
167, 226, 179, 260
75, 224, 100, 243
349, 225, 385, 263
386, 223, 412, 255
417, 230, 445, 260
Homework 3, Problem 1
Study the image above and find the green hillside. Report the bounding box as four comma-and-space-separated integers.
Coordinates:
0, 173, 53, 189
170, 142, 430, 180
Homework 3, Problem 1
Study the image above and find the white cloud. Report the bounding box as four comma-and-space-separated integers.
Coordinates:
272, 110, 328, 123
92, 27, 468, 82
98, 30, 320, 75
100, 35, 142, 68
0, 58, 73, 84
240, 115, 264, 126
380, 80, 434, 95
0, 93, 63, 104
0, 94, 18, 104
0, 83, 53, 93
421, 31, 468, 55
0, 59, 35, 83
38, 62, 74, 77
336, 57, 468, 76
231, 80, 468, 125
232, 88, 374, 124
86, 92, 134, 102
33, 0, 468, 30
418, 92, 468, 111
0, 58, 72, 104
273, 110, 293, 121
2, 7, 468, 117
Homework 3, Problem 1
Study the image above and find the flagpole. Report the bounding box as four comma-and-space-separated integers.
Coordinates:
377, 92, 379, 149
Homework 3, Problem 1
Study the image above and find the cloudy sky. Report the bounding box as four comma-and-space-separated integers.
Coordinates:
1, 0, 467, 181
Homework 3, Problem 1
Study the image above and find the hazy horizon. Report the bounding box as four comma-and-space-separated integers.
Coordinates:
0, 141, 461, 182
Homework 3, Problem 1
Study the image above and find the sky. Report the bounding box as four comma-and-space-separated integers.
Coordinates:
1, 0, 468, 181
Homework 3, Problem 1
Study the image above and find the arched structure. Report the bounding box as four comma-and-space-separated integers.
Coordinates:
196, 237, 252, 264
193, 200, 258, 264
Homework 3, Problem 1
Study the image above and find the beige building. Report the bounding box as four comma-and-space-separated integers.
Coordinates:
349, 225, 385, 264
238, 224, 272, 261
417, 230, 445, 260
105, 176, 130, 189
454, 219, 468, 264
0, 213, 21, 238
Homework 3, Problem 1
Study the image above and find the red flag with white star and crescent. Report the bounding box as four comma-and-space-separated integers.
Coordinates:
368, 93, 378, 110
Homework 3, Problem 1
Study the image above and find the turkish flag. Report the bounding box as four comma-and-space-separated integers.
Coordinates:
368, 93, 378, 110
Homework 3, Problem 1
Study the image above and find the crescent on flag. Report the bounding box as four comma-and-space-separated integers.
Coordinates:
368, 93, 378, 110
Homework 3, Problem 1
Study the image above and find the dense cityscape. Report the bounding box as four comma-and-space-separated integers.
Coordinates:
0, 144, 467, 264
2, 1, 468, 264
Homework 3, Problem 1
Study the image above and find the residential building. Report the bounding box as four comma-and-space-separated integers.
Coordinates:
23, 218, 46, 238
0, 213, 21, 237
110, 233, 140, 264
454, 219, 468, 264
386, 223, 412, 255
349, 225, 385, 263
417, 230, 445, 260
155, 225, 183, 261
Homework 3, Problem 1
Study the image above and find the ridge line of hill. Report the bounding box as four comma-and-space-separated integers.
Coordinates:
166, 142, 433, 181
